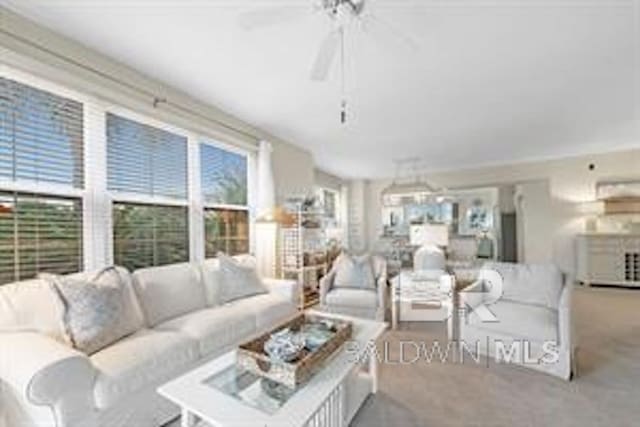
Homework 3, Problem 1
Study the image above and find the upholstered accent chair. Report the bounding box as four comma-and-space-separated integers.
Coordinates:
454, 262, 575, 380
319, 255, 388, 321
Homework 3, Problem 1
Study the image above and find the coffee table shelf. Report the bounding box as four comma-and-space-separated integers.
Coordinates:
158, 311, 387, 427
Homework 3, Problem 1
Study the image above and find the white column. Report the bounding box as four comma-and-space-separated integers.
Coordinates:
247, 150, 258, 255
83, 98, 110, 269
255, 221, 279, 278
256, 140, 275, 220
188, 136, 205, 262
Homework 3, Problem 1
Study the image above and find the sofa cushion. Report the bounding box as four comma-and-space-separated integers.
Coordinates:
155, 306, 256, 357
90, 329, 198, 408
132, 263, 206, 327
230, 294, 296, 331
0, 278, 65, 341
483, 262, 564, 309
467, 301, 558, 342
43, 267, 143, 355
326, 288, 378, 309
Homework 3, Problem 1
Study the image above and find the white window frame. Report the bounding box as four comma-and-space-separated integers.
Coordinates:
104, 106, 192, 265
1, 66, 258, 273
0, 66, 94, 271
199, 138, 253, 258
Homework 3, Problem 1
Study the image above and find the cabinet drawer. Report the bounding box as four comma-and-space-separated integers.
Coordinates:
588, 240, 620, 251
588, 254, 623, 282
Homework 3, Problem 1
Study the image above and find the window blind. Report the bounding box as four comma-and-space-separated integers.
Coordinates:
107, 113, 188, 199
204, 208, 249, 257
113, 202, 189, 270
0, 192, 83, 284
0, 77, 84, 188
200, 143, 248, 205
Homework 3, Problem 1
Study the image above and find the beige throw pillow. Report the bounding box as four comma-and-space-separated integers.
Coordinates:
43, 267, 139, 355
217, 253, 267, 304
333, 253, 376, 290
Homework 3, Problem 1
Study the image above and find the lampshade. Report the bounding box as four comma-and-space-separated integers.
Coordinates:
578, 201, 605, 216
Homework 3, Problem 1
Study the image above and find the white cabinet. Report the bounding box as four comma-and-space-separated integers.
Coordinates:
576, 234, 640, 287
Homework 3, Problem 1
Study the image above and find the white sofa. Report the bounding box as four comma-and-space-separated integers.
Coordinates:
0, 256, 300, 427
319, 256, 387, 321
453, 262, 574, 380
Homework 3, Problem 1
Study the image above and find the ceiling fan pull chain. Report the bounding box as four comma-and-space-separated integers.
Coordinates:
340, 26, 347, 124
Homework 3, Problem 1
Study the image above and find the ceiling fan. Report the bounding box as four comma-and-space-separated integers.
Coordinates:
237, 0, 417, 123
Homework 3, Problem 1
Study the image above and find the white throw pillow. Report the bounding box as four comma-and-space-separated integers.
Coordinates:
0, 278, 67, 341
43, 267, 141, 355
200, 255, 257, 306
132, 262, 206, 327
333, 253, 376, 290
217, 253, 267, 304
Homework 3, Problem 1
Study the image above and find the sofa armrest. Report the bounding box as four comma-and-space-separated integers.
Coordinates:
263, 278, 301, 307
458, 278, 486, 311
558, 281, 572, 349
375, 276, 388, 321
319, 270, 337, 305
0, 332, 96, 427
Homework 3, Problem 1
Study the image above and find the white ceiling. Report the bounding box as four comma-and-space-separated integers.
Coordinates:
3, 0, 639, 179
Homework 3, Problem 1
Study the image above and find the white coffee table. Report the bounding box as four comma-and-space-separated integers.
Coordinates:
158, 311, 387, 427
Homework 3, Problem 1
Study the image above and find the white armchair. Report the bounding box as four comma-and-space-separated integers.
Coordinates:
319, 256, 387, 321
454, 262, 575, 380
413, 244, 446, 273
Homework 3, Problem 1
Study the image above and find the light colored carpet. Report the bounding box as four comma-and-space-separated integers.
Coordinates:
168, 286, 640, 427
351, 286, 640, 427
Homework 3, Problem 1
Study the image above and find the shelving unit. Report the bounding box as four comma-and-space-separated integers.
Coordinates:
280, 203, 328, 309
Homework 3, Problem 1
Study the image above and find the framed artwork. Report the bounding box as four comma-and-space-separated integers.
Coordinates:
458, 199, 493, 236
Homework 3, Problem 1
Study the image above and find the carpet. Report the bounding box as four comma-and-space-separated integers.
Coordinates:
167, 286, 640, 427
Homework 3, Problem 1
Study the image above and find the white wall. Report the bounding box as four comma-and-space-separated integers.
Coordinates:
0, 7, 315, 204
365, 148, 640, 277
314, 169, 344, 192
271, 145, 315, 203
515, 180, 554, 264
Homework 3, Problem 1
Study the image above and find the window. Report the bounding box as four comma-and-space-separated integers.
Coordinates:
0, 69, 258, 277
107, 114, 189, 268
0, 193, 83, 284
0, 77, 84, 283
200, 143, 248, 205
204, 208, 249, 257
200, 143, 249, 256
0, 77, 84, 187
112, 203, 188, 271
107, 113, 187, 199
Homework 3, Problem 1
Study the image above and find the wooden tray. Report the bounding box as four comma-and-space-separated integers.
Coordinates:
237, 313, 352, 389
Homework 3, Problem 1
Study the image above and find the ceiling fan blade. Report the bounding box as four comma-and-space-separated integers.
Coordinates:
359, 14, 419, 54
237, 6, 308, 31
310, 29, 341, 81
